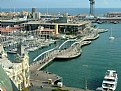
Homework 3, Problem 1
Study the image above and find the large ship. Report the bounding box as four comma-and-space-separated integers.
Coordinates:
102, 70, 118, 91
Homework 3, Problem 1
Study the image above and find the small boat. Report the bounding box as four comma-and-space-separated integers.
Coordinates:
109, 36, 115, 40
102, 70, 118, 91
109, 28, 115, 40
113, 21, 118, 24
97, 21, 103, 24
6, 48, 17, 54
26, 46, 38, 52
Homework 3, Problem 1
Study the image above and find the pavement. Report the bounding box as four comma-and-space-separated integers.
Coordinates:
29, 84, 94, 91
30, 70, 60, 83
29, 70, 94, 91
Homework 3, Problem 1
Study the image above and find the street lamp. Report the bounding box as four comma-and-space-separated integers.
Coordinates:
82, 65, 88, 90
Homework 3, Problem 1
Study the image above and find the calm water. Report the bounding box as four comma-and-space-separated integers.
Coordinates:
43, 23, 121, 90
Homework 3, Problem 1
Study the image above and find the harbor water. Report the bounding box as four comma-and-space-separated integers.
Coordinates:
43, 23, 121, 91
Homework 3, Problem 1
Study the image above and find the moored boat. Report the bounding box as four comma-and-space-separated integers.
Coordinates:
109, 36, 115, 40
102, 70, 118, 91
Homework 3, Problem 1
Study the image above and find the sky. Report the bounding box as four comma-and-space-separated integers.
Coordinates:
1, 0, 121, 8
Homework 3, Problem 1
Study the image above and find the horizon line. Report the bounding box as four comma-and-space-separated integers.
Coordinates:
1, 7, 121, 9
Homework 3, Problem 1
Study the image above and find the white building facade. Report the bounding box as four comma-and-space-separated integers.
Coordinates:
0, 45, 30, 90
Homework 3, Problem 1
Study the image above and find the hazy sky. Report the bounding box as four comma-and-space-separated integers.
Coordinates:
1, 0, 121, 8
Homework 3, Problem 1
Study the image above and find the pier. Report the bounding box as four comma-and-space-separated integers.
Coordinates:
30, 35, 96, 72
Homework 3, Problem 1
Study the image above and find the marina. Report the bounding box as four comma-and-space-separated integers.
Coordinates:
42, 23, 121, 91
0, 14, 114, 90
1, 0, 121, 90
0, 18, 107, 91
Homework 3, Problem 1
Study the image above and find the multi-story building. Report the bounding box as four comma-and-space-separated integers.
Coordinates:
0, 44, 30, 90
107, 12, 121, 17
32, 8, 36, 15
37, 26, 55, 39
0, 25, 23, 36
23, 21, 90, 35
21, 10, 29, 16
33, 12, 41, 19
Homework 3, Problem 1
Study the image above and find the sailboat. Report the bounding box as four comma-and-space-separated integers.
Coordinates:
109, 28, 115, 40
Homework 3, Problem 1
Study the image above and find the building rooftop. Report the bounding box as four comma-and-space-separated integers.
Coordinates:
39, 29, 55, 32
0, 44, 24, 69
107, 12, 121, 14
0, 25, 22, 32
23, 21, 89, 26
0, 19, 27, 23
0, 27, 15, 32
0, 65, 14, 91
0, 56, 22, 71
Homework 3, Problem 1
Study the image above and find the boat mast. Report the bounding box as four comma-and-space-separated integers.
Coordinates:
110, 28, 113, 37
46, 0, 48, 16
14, 6, 15, 12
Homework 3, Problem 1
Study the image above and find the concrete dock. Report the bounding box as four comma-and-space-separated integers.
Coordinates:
56, 45, 82, 59
29, 70, 94, 91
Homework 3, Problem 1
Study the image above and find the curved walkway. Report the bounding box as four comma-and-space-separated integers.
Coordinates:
58, 39, 77, 49
30, 37, 93, 72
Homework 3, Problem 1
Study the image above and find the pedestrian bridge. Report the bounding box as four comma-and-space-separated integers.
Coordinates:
30, 38, 90, 71
58, 39, 77, 50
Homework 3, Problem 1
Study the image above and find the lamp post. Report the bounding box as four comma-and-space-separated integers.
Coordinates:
82, 65, 88, 90
45, 53, 49, 81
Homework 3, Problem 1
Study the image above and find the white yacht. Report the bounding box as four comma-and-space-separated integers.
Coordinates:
102, 70, 118, 91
